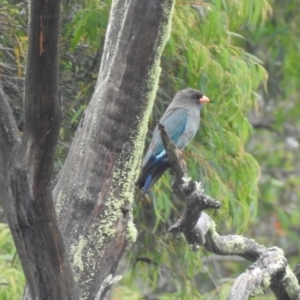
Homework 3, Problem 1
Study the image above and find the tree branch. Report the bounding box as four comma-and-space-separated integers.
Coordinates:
1, 0, 78, 299
0, 83, 20, 208
229, 248, 300, 300
158, 123, 300, 300
0, 83, 20, 150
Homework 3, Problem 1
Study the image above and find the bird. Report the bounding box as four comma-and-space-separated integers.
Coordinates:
136, 88, 209, 193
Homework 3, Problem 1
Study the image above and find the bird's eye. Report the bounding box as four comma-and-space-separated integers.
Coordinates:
193, 94, 199, 100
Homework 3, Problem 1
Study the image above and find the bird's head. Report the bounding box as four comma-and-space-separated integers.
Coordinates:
172, 88, 210, 110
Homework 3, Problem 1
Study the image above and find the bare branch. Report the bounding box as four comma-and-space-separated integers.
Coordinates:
158, 123, 300, 300
229, 248, 300, 300
158, 122, 221, 240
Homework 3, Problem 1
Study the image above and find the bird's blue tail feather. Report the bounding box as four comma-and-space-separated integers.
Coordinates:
143, 175, 152, 194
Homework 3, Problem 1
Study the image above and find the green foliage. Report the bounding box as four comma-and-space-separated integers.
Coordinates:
0, 224, 25, 300
243, 0, 300, 257
63, 0, 109, 49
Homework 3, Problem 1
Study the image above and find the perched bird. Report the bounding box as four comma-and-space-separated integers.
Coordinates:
136, 88, 209, 193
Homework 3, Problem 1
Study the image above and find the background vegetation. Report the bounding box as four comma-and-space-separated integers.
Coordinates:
0, 0, 299, 299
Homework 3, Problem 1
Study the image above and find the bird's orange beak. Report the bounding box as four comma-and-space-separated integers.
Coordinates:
199, 95, 210, 103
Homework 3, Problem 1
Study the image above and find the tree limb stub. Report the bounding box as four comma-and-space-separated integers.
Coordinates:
158, 123, 300, 300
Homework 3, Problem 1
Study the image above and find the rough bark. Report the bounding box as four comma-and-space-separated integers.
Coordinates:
0, 0, 78, 299
228, 248, 300, 300
0, 83, 20, 193
0, 84, 20, 219
51, 1, 175, 299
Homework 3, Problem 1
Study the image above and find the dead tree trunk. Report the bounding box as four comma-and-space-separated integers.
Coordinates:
52, 1, 175, 297
0, 0, 78, 298
0, 0, 175, 299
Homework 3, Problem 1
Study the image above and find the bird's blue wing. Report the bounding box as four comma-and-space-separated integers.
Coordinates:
136, 108, 189, 193
142, 108, 188, 167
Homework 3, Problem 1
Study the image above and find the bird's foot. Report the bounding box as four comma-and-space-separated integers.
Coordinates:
176, 149, 183, 157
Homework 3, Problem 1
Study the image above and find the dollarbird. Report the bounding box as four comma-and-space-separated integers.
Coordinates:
136, 88, 209, 193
